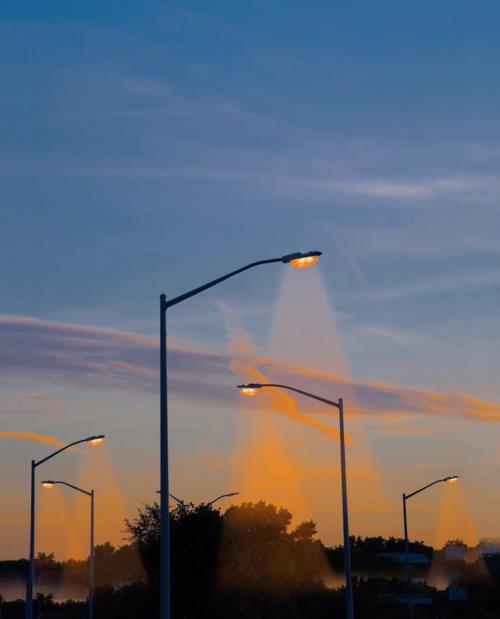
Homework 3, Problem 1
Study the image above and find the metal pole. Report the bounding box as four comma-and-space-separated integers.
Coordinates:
403, 495, 409, 585
25, 460, 35, 619
89, 490, 94, 619
403, 494, 412, 618
160, 295, 170, 619
338, 398, 354, 619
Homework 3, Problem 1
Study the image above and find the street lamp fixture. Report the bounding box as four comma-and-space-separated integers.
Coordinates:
402, 475, 459, 617
25, 434, 105, 619
87, 435, 106, 447
281, 251, 321, 269
238, 385, 260, 397
159, 250, 321, 619
41, 480, 96, 619
237, 382, 354, 619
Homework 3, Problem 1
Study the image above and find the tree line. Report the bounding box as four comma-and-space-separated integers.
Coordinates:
1, 500, 499, 618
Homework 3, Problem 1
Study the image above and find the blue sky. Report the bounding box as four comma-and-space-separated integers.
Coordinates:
1, 1, 500, 558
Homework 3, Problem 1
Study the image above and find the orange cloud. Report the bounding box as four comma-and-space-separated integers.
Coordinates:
0, 431, 65, 447
3, 314, 500, 426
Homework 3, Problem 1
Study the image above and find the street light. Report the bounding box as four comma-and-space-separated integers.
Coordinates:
41, 480, 95, 619
159, 250, 321, 619
25, 435, 105, 619
402, 475, 459, 616
237, 382, 354, 619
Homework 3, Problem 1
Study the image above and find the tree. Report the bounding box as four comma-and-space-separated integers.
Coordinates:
125, 500, 327, 618
125, 502, 160, 590
218, 502, 325, 595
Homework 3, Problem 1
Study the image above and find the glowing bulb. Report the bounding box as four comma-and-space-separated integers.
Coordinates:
87, 436, 105, 447
239, 387, 259, 397
288, 254, 319, 269
446, 476, 458, 484
42, 482, 54, 489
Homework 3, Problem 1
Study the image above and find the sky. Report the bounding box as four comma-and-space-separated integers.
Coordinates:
1, 0, 500, 560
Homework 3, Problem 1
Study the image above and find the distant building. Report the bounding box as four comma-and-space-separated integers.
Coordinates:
479, 539, 500, 557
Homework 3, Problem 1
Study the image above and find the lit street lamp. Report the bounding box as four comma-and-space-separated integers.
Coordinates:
41, 481, 96, 619
402, 475, 459, 616
237, 382, 354, 619
159, 250, 321, 619
25, 435, 105, 619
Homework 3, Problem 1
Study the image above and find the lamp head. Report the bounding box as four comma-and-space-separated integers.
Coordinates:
444, 475, 459, 484
41, 481, 55, 489
281, 250, 321, 269
87, 434, 106, 447
237, 383, 262, 397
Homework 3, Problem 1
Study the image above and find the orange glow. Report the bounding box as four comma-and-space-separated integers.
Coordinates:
446, 476, 458, 484
433, 483, 478, 548
288, 255, 319, 269
76, 445, 128, 555
239, 386, 259, 397
0, 431, 65, 447
41, 482, 55, 489
37, 445, 129, 560
87, 436, 105, 447
38, 483, 86, 561
220, 268, 391, 545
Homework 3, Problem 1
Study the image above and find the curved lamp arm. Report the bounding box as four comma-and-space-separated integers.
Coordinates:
164, 251, 321, 309
34, 435, 105, 468
42, 480, 92, 497
238, 382, 340, 409
168, 492, 183, 505
404, 476, 458, 500
207, 492, 239, 507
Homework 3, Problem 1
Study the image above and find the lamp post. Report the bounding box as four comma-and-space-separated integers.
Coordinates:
402, 475, 458, 617
41, 481, 96, 619
159, 250, 321, 619
25, 435, 105, 619
237, 382, 354, 619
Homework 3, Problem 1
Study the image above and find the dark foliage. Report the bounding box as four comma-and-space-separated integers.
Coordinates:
2, 502, 500, 618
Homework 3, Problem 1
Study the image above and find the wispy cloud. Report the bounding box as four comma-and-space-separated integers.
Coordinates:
0, 314, 231, 401
0, 431, 66, 447
351, 324, 424, 345
1, 315, 500, 426
345, 268, 500, 304
282, 174, 500, 201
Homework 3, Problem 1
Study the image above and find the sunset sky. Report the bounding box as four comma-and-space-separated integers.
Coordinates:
1, 1, 500, 560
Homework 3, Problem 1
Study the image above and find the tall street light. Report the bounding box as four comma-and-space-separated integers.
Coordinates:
25, 435, 105, 619
159, 250, 321, 619
237, 382, 354, 619
41, 481, 95, 619
402, 475, 458, 616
